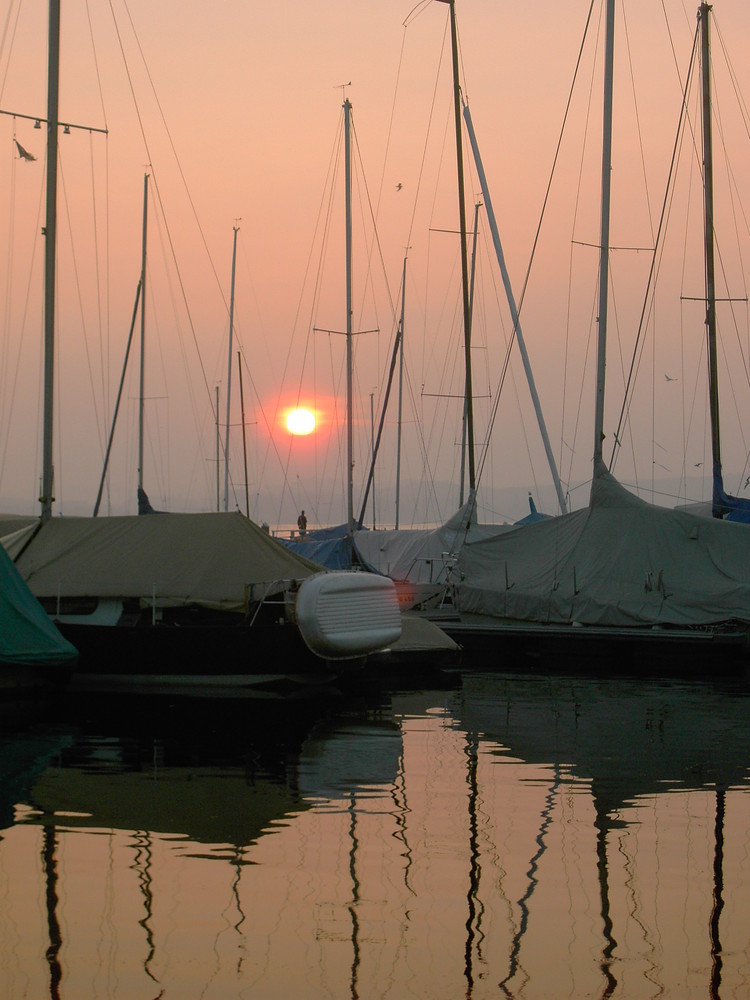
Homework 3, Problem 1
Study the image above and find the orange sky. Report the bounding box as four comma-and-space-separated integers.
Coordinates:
1, 0, 750, 527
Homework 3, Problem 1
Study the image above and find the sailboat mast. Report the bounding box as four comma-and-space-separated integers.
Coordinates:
593, 0, 615, 474
137, 173, 148, 499
700, 3, 722, 514
395, 255, 407, 530
460, 201, 480, 507
224, 224, 239, 512
345, 98, 354, 535
238, 351, 250, 518
446, 0, 476, 494
40, 0, 60, 523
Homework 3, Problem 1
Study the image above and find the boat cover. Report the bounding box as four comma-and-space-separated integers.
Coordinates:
14, 512, 322, 612
456, 467, 750, 628
281, 532, 353, 570
0, 539, 78, 665
353, 500, 511, 584
0, 515, 40, 559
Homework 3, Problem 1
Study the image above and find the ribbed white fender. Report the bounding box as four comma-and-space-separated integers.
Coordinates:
295, 572, 401, 659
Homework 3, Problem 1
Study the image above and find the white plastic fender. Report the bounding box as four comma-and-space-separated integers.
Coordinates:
295, 572, 401, 659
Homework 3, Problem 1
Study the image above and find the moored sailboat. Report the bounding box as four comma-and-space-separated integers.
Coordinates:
439, 1, 750, 666
8, 0, 404, 691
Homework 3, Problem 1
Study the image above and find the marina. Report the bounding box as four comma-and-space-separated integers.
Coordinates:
2, 2, 750, 994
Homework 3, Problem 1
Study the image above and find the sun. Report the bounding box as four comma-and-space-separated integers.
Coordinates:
286, 408, 316, 436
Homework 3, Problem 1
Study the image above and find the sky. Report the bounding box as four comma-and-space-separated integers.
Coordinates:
1, 0, 750, 528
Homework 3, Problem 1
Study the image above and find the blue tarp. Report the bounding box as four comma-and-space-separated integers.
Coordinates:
713, 466, 750, 523
280, 532, 353, 570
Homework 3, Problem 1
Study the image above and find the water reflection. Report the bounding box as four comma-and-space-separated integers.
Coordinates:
0, 669, 748, 999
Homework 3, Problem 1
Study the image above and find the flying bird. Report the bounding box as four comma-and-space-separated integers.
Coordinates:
15, 140, 36, 162
396, 182, 402, 191
664, 373, 677, 382
694, 462, 703, 468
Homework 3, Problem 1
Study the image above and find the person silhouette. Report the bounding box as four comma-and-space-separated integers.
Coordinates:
297, 510, 307, 537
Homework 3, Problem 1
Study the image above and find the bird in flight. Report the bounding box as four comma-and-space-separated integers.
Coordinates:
396, 182, 402, 191
664, 373, 677, 382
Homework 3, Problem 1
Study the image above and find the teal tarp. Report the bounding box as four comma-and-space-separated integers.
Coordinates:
0, 541, 77, 666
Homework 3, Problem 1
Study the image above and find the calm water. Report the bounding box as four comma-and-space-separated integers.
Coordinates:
2, 662, 750, 999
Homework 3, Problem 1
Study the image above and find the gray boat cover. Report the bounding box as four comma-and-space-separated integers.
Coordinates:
353, 500, 511, 584
456, 467, 750, 628
14, 512, 322, 612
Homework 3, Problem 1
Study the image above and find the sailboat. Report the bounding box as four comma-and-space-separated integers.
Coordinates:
349, 0, 566, 609
697, 7, 750, 524
438, 1, 750, 666
9, 0, 404, 690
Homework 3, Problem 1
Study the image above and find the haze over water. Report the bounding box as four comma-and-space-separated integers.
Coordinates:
1, 664, 749, 999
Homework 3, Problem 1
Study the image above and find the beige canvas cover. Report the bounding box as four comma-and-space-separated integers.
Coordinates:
456, 469, 750, 628
15, 512, 322, 613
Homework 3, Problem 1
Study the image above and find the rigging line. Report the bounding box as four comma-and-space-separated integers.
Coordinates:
117, 0, 228, 315
57, 151, 106, 458
560, 4, 603, 489
571, 277, 599, 492
370, 22, 405, 235
0, 132, 17, 482
475, 0, 597, 493
710, 20, 750, 479
609, 21, 700, 472
402, 0, 432, 29
614, 26, 707, 479
108, 0, 223, 440
403, 361, 443, 522
714, 13, 750, 144
279, 130, 345, 524
406, 13, 450, 253
621, 4, 656, 243
348, 122, 393, 454
87, 129, 108, 437
236, 351, 308, 525
673, 83, 714, 502
3, 150, 46, 502
83, 0, 111, 443
351, 117, 397, 335
607, 270, 642, 489
83, 0, 109, 132
0, 0, 22, 100
711, 91, 750, 391
264, 108, 343, 520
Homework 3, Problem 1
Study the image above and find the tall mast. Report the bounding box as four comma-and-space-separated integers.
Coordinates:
700, 3, 722, 516
40, 0, 60, 523
345, 97, 354, 535
137, 173, 148, 501
446, 0, 476, 493
460, 201, 481, 507
223, 224, 239, 511
395, 256, 407, 529
215, 385, 220, 511
593, 0, 616, 477
238, 351, 250, 518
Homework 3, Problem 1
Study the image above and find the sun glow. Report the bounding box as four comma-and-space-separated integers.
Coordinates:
286, 408, 316, 435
